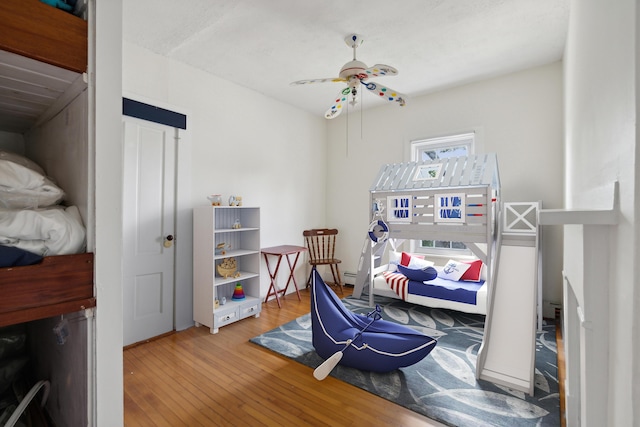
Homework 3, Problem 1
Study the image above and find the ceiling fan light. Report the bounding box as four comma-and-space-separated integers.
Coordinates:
339, 60, 367, 80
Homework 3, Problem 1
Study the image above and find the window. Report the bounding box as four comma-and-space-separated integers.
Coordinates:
411, 132, 474, 163
410, 132, 475, 255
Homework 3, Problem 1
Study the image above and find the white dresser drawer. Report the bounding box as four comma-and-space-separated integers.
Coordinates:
239, 300, 261, 319
214, 306, 239, 329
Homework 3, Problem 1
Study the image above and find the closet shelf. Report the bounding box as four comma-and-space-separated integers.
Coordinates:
0, 253, 95, 328
0, 0, 88, 134
0, 0, 87, 73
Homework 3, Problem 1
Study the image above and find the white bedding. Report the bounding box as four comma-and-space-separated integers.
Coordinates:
0, 151, 65, 209
373, 274, 488, 315
0, 151, 85, 257
0, 206, 86, 256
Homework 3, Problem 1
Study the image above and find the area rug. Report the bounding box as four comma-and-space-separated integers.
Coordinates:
250, 295, 560, 427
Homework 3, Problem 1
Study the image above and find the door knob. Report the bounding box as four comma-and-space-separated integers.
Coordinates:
163, 234, 174, 248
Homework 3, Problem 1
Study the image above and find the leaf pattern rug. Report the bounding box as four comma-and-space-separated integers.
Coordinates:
250, 294, 560, 427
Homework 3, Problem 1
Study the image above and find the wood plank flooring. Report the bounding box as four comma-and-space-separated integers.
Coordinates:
124, 286, 567, 426
124, 286, 445, 426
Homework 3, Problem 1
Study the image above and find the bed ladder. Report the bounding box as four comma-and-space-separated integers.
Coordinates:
352, 235, 388, 299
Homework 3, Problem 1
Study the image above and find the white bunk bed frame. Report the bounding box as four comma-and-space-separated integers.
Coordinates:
353, 153, 501, 378
353, 154, 541, 394
354, 153, 501, 298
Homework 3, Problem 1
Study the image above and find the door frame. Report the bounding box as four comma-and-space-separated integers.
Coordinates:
122, 93, 193, 331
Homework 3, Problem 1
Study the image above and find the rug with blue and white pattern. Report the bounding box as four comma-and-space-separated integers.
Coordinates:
250, 294, 560, 427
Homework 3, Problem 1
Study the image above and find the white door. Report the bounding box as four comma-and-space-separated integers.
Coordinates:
122, 116, 177, 346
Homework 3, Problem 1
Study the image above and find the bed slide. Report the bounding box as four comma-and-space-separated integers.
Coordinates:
476, 202, 540, 395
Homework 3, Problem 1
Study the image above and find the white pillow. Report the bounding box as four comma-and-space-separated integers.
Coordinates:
388, 251, 435, 272
438, 259, 471, 281
0, 158, 64, 208
481, 263, 488, 281
406, 256, 434, 269
0, 151, 46, 175
387, 251, 401, 272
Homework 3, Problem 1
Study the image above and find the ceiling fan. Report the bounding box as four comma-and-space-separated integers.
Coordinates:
291, 34, 407, 119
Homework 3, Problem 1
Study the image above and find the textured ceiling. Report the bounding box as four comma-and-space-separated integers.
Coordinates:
122, 0, 569, 118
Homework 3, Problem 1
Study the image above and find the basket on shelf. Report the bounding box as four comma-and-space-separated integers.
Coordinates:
217, 257, 240, 278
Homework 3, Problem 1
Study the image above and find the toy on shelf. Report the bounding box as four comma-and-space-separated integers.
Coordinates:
208, 194, 222, 206
228, 195, 242, 206
231, 283, 246, 301
217, 257, 240, 278
215, 242, 230, 255
232, 219, 242, 229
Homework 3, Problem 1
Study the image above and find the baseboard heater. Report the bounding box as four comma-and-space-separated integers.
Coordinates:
343, 271, 357, 285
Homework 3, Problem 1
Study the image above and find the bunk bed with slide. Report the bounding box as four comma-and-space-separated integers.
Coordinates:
353, 154, 541, 395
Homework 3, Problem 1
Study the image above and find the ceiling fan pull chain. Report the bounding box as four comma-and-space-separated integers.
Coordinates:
360, 92, 364, 140
346, 100, 349, 157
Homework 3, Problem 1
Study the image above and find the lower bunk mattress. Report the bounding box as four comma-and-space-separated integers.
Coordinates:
373, 273, 487, 315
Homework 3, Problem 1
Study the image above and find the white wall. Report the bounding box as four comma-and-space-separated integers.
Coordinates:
94, 0, 124, 425
564, 0, 638, 424
0, 131, 25, 154
326, 62, 565, 307
26, 91, 90, 227
122, 42, 328, 311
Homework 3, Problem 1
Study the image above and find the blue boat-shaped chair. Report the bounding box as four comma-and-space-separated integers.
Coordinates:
311, 268, 436, 379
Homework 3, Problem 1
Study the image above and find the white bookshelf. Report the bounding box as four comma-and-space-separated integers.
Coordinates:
193, 206, 261, 333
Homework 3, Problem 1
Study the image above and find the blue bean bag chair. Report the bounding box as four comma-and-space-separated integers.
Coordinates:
311, 268, 436, 373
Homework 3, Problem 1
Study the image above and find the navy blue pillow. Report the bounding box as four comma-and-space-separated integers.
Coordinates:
397, 264, 437, 282
0, 245, 43, 268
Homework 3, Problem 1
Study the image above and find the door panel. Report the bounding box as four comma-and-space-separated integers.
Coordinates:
122, 117, 176, 346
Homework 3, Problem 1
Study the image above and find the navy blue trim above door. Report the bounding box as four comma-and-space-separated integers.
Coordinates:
123, 98, 187, 130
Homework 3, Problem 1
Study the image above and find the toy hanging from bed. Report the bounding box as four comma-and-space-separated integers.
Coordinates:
310, 268, 436, 379
367, 200, 389, 243
354, 200, 393, 292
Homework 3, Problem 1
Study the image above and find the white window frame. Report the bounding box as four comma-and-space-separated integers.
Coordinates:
411, 132, 475, 162
410, 132, 476, 258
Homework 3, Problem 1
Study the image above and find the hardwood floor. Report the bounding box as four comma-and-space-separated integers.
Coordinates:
124, 286, 445, 426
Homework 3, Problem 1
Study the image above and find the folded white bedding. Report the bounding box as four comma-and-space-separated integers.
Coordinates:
0, 154, 65, 209
0, 206, 86, 256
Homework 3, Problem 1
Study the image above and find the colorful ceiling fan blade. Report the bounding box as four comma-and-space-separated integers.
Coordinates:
362, 64, 398, 79
325, 87, 351, 119
292, 34, 405, 118
291, 77, 345, 85
363, 81, 406, 106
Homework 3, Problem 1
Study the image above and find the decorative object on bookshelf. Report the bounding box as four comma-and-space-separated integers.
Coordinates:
215, 242, 230, 255
207, 194, 222, 206
232, 219, 242, 229
228, 195, 242, 206
217, 257, 239, 278
232, 283, 246, 301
